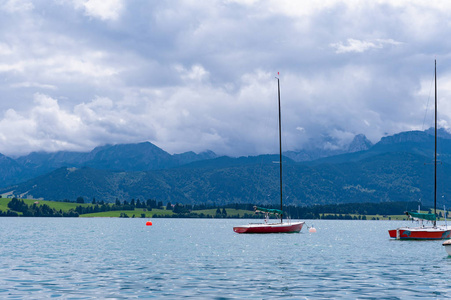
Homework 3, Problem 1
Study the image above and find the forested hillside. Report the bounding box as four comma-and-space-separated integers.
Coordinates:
1, 129, 451, 207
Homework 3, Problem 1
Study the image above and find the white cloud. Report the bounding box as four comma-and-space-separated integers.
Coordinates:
0, 95, 79, 154
77, 0, 123, 21
0, 93, 156, 155
174, 64, 210, 83
49, 54, 120, 79
0, 43, 13, 55
0, 62, 24, 72
330, 38, 403, 54
1, 0, 33, 13
1, 0, 451, 157
10, 82, 57, 90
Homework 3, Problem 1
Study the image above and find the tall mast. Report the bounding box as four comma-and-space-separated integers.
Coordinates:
434, 59, 437, 227
277, 77, 283, 223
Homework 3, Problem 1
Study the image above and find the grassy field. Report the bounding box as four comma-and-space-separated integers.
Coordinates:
0, 198, 280, 218
1, 197, 447, 220
21, 198, 92, 210
0, 198, 10, 212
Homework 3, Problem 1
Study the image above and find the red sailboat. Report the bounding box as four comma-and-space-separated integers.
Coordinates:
388, 210, 451, 240
233, 76, 304, 234
388, 60, 451, 240
233, 206, 304, 233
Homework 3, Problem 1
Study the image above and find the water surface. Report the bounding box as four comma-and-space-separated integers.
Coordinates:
1, 218, 450, 299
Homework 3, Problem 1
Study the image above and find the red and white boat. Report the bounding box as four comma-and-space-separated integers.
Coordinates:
233, 76, 305, 234
233, 221, 304, 234
389, 225, 451, 240
388, 211, 451, 240
233, 207, 304, 233
389, 60, 451, 240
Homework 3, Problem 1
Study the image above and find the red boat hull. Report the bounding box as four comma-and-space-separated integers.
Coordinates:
388, 226, 451, 240
233, 222, 304, 234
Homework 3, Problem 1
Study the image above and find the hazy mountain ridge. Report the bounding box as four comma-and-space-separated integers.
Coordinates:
0, 133, 372, 188
0, 154, 23, 187
3, 151, 447, 207
284, 134, 374, 162
0, 142, 218, 188
2, 129, 451, 206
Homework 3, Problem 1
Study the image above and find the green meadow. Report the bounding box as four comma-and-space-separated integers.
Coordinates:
0, 197, 249, 218
0, 197, 447, 220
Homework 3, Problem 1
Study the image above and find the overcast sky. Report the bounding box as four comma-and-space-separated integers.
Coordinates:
1, 0, 451, 157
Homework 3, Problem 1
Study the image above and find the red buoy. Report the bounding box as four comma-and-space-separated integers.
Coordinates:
146, 221, 152, 226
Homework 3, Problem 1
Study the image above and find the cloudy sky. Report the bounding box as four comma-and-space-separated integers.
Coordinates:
1, 0, 451, 157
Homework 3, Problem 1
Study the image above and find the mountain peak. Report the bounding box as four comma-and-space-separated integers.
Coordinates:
379, 130, 430, 145
284, 133, 373, 162
425, 127, 451, 139
348, 134, 373, 153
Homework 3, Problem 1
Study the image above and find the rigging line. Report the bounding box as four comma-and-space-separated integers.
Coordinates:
422, 69, 435, 131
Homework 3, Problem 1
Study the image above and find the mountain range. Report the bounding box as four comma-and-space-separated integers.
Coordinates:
1, 129, 450, 207
0, 142, 217, 188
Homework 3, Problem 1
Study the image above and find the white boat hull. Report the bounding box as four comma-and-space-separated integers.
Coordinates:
443, 240, 451, 256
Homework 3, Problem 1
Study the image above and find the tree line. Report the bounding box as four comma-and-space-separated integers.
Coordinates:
155, 201, 427, 219
0, 197, 430, 219
3, 198, 79, 217
73, 198, 161, 215
0, 197, 162, 217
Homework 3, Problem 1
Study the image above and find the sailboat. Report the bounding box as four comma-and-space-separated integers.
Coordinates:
388, 60, 451, 240
233, 76, 305, 234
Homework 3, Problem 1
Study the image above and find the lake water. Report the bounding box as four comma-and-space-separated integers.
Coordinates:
1, 218, 451, 299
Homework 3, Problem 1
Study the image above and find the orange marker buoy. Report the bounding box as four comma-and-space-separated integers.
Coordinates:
308, 227, 316, 233
146, 221, 152, 226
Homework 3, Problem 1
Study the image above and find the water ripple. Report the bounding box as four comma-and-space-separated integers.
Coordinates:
1, 218, 451, 298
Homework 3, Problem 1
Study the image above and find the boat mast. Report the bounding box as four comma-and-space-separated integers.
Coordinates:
277, 76, 283, 223
434, 59, 437, 227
